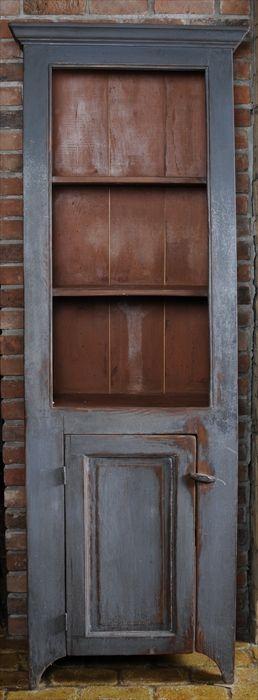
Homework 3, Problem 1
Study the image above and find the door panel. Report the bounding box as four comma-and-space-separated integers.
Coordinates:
65, 434, 196, 655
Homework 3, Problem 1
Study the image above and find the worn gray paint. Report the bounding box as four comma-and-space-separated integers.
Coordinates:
65, 435, 196, 655
10, 23, 247, 687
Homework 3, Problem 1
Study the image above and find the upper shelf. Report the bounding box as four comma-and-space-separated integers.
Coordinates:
53, 286, 208, 298
52, 176, 207, 186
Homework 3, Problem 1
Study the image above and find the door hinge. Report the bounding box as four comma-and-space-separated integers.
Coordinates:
189, 472, 216, 484
65, 612, 68, 632
63, 466, 67, 485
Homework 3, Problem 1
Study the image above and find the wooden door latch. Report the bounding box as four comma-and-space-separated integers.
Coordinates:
189, 473, 216, 484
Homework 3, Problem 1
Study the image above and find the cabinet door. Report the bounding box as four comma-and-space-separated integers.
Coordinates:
65, 434, 196, 654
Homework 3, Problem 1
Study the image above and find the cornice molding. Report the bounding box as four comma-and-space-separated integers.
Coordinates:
10, 22, 248, 51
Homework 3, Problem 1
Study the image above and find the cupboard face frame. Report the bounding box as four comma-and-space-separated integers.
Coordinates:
10, 23, 246, 688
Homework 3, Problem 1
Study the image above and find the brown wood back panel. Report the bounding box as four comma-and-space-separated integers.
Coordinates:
52, 70, 206, 178
110, 299, 164, 393
53, 298, 109, 396
165, 298, 209, 397
166, 73, 206, 178
53, 297, 209, 405
52, 71, 109, 177
53, 186, 109, 287
53, 186, 208, 288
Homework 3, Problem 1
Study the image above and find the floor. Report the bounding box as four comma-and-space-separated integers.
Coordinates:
0, 635, 257, 699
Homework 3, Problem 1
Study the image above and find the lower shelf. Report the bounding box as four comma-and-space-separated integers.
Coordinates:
53, 392, 209, 409
53, 296, 210, 406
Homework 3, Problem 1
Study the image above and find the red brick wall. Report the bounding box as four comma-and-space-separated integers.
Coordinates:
0, 0, 254, 639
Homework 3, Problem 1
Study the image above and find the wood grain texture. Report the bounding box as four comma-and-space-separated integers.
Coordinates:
52, 70, 206, 179
66, 434, 196, 654
53, 186, 109, 287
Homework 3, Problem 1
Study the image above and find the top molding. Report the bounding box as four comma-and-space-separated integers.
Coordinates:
10, 23, 247, 51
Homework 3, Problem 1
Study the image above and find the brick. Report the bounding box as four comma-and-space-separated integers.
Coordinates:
236, 195, 248, 215
5, 509, 26, 529
0, 335, 24, 356
50, 665, 118, 685
238, 376, 249, 396
0, 356, 24, 375
238, 329, 250, 352
8, 691, 77, 700
0, 265, 23, 284
0, 63, 23, 82
238, 306, 252, 326
235, 108, 251, 127
6, 572, 27, 593
8, 615, 27, 637
3, 444, 25, 465
238, 354, 250, 372
0, 20, 13, 40
0, 651, 20, 671
0, 178, 23, 196
6, 531, 26, 550
233, 685, 258, 700
24, 0, 86, 14
0, 199, 23, 217
1, 400, 24, 420
7, 594, 27, 615
81, 689, 153, 700
154, 1, 215, 12
0, 309, 23, 329
0, 112, 22, 132
4, 487, 26, 508
0, 86, 22, 106
7, 551, 27, 571
0, 41, 22, 60
1, 1, 20, 15
148, 688, 227, 700
236, 173, 249, 193
236, 153, 249, 171
0, 151, 22, 170
234, 61, 251, 80
220, 0, 250, 14
1, 378, 24, 398
235, 129, 248, 150
0, 219, 23, 239
2, 421, 24, 441
0, 243, 23, 263
90, 1, 148, 13
0, 670, 28, 689
121, 667, 186, 684
238, 264, 252, 283
0, 131, 22, 150
234, 85, 251, 105
0, 288, 24, 308
238, 241, 251, 260
4, 466, 25, 486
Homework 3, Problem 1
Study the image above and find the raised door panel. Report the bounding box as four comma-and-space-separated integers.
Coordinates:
65, 434, 196, 655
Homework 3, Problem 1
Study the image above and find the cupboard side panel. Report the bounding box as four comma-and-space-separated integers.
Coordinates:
24, 46, 66, 687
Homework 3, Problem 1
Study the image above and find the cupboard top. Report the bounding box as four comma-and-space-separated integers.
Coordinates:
10, 23, 247, 51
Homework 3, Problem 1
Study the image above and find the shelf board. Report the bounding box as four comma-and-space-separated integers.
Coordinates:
53, 286, 208, 298
52, 176, 206, 186
53, 392, 209, 409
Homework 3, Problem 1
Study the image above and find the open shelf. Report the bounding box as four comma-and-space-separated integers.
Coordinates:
53, 286, 208, 298
52, 176, 206, 185
53, 392, 209, 409
53, 297, 210, 408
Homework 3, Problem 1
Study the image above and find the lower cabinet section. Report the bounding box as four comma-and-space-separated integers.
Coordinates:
65, 434, 196, 654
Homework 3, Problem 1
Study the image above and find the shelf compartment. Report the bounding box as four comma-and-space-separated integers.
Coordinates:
52, 186, 208, 289
53, 286, 208, 298
52, 176, 207, 185
53, 297, 209, 408
53, 393, 209, 409
52, 70, 206, 179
